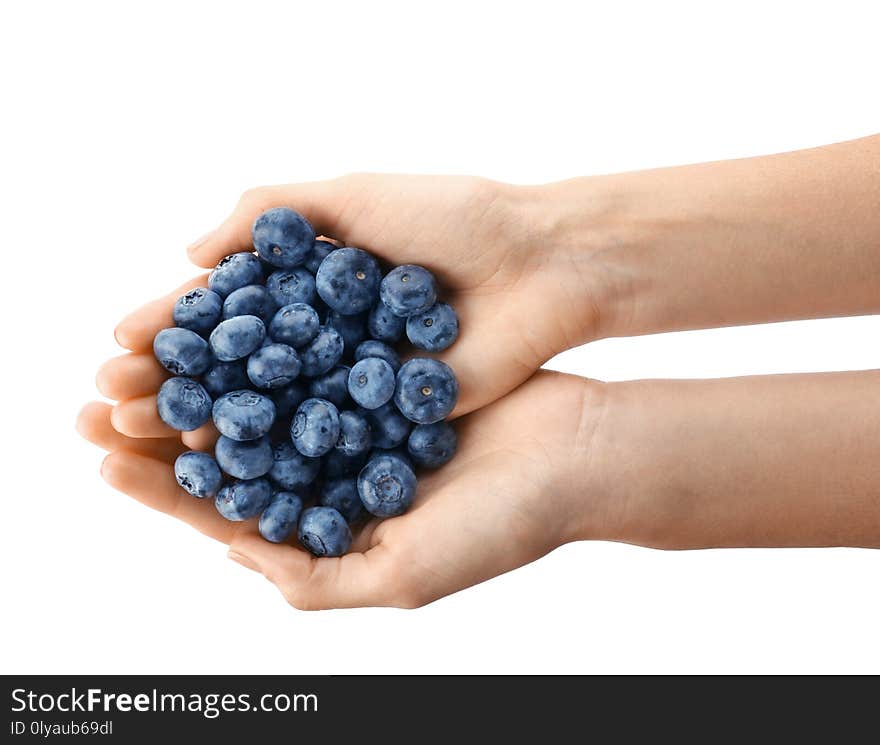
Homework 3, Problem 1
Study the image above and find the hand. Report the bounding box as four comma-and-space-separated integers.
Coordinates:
78, 372, 607, 609
185, 175, 609, 415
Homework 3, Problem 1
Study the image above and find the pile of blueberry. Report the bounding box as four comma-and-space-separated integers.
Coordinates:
153, 207, 459, 556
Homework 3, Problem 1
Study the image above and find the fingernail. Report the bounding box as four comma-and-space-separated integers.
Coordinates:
187, 230, 215, 256
228, 550, 260, 572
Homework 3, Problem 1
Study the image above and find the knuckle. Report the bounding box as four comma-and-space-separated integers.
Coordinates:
238, 187, 267, 207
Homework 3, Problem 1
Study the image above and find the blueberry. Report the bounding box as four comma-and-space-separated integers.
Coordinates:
319, 477, 364, 523
201, 359, 250, 398
394, 358, 458, 424
304, 239, 336, 274
153, 327, 212, 376
266, 268, 317, 308
322, 449, 368, 478
369, 447, 414, 470
209, 315, 266, 361
367, 302, 406, 343
335, 410, 372, 456
298, 506, 352, 557
407, 422, 457, 468
357, 455, 417, 517
315, 247, 381, 315
379, 264, 437, 317
357, 401, 411, 449
215, 435, 273, 479
222, 284, 278, 323
246, 343, 301, 389
308, 365, 351, 408
298, 326, 344, 377
268, 440, 321, 491
291, 398, 340, 457
268, 303, 320, 348
208, 252, 263, 298
259, 491, 304, 543
252, 207, 315, 268
354, 340, 401, 372
212, 389, 276, 441
157, 377, 212, 431
348, 357, 396, 409
406, 302, 459, 352
173, 287, 222, 337
326, 309, 367, 355
174, 451, 223, 498
270, 382, 309, 419
215, 477, 273, 521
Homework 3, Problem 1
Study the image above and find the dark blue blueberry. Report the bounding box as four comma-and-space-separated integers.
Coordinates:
298, 325, 344, 377
221, 284, 278, 323
215, 435, 273, 479
266, 268, 317, 307
298, 506, 352, 557
173, 287, 222, 337
315, 247, 382, 314
259, 491, 304, 543
357, 455, 417, 517
268, 440, 321, 491
153, 327, 212, 376
201, 359, 250, 398
322, 449, 368, 478
348, 358, 396, 409
326, 309, 367, 355
252, 207, 315, 268
246, 343, 301, 389
357, 401, 411, 449
307, 365, 351, 408
208, 252, 263, 298
291, 398, 340, 457
354, 340, 401, 372
319, 477, 364, 523
174, 451, 223, 498
270, 382, 309, 420
215, 477, 273, 521
335, 410, 372, 456
394, 358, 458, 424
209, 315, 266, 361
268, 303, 320, 348
304, 239, 336, 274
157, 377, 212, 431
379, 264, 437, 317
406, 302, 459, 352
369, 447, 414, 470
407, 421, 457, 468
367, 302, 406, 343
212, 389, 276, 441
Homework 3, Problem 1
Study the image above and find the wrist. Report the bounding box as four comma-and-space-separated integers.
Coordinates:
516, 177, 649, 344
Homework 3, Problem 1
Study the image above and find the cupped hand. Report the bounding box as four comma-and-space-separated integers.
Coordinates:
185, 175, 605, 416
78, 371, 605, 609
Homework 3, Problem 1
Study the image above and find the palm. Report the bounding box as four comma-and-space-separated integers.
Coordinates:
78, 371, 592, 609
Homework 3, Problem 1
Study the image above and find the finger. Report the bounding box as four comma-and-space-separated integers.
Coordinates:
101, 451, 238, 543
76, 402, 185, 463
96, 353, 168, 401
187, 181, 352, 268
228, 533, 399, 610
115, 274, 209, 352
181, 420, 220, 452
111, 395, 177, 438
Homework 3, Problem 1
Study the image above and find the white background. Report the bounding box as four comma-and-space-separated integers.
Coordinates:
1, 0, 878, 674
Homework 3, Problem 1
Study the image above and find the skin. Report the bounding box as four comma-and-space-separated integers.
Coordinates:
79, 134, 880, 609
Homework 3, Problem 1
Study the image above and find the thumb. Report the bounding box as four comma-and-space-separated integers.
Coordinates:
228, 531, 401, 610
187, 179, 352, 268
